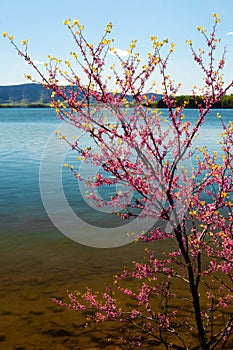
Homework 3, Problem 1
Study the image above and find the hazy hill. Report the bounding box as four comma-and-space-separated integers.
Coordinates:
0, 83, 50, 104
0, 83, 163, 106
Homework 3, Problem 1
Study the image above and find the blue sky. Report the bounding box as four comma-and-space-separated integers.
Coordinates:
1, 0, 233, 93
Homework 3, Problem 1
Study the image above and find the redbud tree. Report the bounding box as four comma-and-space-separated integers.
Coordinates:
4, 13, 233, 349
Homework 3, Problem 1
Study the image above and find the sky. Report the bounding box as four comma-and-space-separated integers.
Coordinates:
1, 0, 233, 94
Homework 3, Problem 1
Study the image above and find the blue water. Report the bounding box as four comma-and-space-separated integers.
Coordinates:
0, 109, 56, 228
0, 108, 232, 234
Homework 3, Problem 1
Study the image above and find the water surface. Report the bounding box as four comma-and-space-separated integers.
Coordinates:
0, 107, 232, 349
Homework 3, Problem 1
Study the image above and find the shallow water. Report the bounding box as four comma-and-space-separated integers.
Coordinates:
0, 227, 156, 349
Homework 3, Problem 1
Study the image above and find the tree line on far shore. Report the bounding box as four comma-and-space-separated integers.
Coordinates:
153, 94, 233, 108
1, 91, 233, 109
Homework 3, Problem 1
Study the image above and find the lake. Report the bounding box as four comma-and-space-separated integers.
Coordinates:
1, 107, 231, 238
0, 107, 232, 349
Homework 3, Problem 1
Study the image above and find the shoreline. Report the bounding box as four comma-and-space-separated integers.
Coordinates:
1, 104, 233, 109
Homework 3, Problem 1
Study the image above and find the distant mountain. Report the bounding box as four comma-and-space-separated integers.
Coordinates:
0, 83, 163, 106
0, 83, 50, 104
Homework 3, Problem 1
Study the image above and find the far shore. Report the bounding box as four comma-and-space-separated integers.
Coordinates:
0, 103, 51, 108
1, 103, 233, 109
